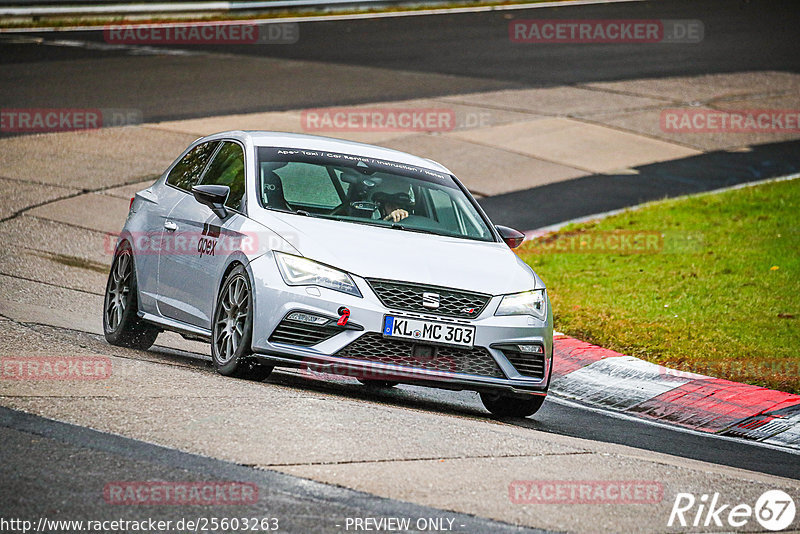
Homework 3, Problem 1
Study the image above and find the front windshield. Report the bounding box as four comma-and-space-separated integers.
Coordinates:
256, 146, 496, 242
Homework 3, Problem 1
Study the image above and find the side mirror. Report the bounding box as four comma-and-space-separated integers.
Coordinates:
496, 225, 525, 249
192, 184, 229, 220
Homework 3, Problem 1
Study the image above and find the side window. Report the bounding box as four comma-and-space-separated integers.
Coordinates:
199, 141, 246, 211
166, 141, 218, 192
276, 162, 342, 209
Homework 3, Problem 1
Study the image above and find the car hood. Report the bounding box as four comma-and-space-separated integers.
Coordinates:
251, 210, 543, 295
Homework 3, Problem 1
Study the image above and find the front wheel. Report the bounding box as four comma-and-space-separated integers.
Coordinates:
480, 392, 546, 418
103, 243, 160, 350
211, 265, 273, 381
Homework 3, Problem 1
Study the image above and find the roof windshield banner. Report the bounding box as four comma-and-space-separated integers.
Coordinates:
257, 146, 453, 186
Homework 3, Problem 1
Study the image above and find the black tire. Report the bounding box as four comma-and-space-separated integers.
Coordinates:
358, 379, 399, 388
480, 392, 546, 418
103, 243, 160, 350
211, 265, 273, 381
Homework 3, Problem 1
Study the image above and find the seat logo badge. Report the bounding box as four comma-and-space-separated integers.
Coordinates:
422, 292, 440, 309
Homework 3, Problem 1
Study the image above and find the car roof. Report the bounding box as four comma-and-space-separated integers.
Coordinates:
204, 130, 453, 175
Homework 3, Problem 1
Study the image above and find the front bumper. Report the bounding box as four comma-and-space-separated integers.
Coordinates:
248, 253, 553, 395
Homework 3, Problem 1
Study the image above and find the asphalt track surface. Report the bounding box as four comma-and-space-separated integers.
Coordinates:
2, 0, 800, 229
2, 0, 800, 530
480, 138, 800, 229
0, 407, 543, 533
2, 0, 799, 121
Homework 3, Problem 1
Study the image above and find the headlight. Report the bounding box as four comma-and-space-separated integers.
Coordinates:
495, 289, 546, 320
274, 252, 361, 297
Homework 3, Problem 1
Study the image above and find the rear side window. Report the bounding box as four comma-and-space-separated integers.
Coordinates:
166, 141, 218, 192
199, 141, 246, 211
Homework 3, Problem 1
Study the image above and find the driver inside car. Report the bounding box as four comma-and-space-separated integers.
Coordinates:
374, 191, 414, 222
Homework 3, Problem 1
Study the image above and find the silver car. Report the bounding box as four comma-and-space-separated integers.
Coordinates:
103, 131, 553, 417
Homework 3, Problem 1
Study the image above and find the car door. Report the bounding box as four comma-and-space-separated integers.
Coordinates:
156, 140, 248, 329
137, 140, 218, 314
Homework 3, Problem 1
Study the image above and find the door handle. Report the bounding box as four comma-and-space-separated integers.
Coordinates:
164, 221, 178, 232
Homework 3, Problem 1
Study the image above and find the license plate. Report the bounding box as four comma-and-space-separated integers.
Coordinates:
382, 316, 475, 348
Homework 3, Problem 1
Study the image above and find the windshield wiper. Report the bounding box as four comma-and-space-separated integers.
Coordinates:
390, 223, 437, 236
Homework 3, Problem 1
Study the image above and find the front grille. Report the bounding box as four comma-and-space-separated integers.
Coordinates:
504, 351, 546, 379
335, 333, 504, 378
269, 319, 342, 347
367, 279, 491, 319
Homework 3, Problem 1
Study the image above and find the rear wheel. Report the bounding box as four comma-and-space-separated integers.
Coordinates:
480, 392, 545, 418
103, 243, 160, 350
211, 266, 273, 381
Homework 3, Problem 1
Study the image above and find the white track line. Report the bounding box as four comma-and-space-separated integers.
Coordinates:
0, 34, 204, 55
0, 0, 644, 33
547, 395, 800, 456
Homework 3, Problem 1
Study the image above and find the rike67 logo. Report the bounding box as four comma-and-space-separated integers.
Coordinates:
669, 490, 796, 531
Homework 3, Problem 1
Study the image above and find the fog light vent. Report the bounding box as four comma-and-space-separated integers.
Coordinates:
287, 312, 329, 325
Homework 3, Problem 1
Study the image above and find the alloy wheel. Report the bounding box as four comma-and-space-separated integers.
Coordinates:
105, 251, 132, 332
214, 275, 249, 364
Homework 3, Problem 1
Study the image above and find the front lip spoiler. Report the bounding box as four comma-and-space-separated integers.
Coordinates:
251, 350, 549, 395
